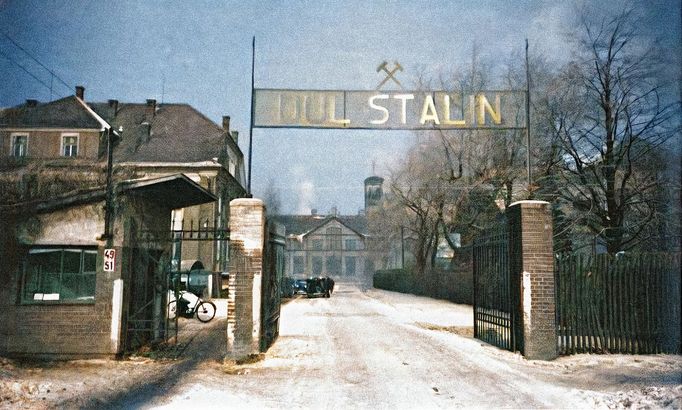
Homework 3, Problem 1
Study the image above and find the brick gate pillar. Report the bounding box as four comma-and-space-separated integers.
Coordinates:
507, 200, 557, 360
227, 198, 266, 358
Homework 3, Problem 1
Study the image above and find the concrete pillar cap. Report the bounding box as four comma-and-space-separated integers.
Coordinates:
508, 200, 550, 208
230, 198, 264, 206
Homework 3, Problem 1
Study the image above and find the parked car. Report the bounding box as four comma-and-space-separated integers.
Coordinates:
293, 279, 308, 295
306, 276, 334, 298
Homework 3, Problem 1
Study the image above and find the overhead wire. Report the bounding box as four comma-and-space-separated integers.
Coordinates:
0, 48, 64, 97
2, 31, 72, 93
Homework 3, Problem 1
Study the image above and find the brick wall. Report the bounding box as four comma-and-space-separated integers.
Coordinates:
0, 272, 116, 358
0, 246, 117, 358
507, 200, 557, 360
0, 202, 115, 359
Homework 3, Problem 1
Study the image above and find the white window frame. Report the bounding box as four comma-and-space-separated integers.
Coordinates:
10, 132, 29, 157
60, 132, 79, 157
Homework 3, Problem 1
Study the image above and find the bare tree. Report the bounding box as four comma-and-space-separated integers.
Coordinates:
370, 51, 531, 275
546, 8, 679, 254
372, 128, 504, 276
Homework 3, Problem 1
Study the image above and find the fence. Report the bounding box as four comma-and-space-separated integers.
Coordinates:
555, 252, 681, 355
472, 228, 515, 352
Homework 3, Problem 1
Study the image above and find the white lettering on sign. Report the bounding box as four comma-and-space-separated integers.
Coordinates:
254, 89, 525, 130
393, 94, 414, 124
419, 94, 440, 125
368, 94, 389, 124
104, 248, 116, 272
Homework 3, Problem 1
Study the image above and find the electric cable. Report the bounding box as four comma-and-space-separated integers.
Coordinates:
0, 48, 64, 97
2, 31, 72, 93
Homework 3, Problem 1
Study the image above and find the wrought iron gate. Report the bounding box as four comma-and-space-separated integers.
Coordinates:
124, 223, 175, 353
125, 218, 229, 354
260, 221, 285, 351
472, 226, 517, 351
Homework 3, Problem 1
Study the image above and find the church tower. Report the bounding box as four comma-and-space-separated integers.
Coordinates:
364, 176, 384, 212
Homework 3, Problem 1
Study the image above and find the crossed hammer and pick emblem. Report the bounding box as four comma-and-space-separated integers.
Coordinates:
376, 61, 403, 90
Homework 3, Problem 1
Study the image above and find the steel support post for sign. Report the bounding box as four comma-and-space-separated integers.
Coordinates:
247, 36, 255, 196
525, 39, 532, 193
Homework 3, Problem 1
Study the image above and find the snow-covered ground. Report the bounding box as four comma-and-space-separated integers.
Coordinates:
1, 281, 680, 409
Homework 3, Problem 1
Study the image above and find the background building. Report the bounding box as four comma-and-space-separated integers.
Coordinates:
274, 176, 385, 282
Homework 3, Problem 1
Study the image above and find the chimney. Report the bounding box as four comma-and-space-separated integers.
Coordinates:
139, 122, 152, 146
75, 85, 85, 99
311, 208, 318, 216
222, 115, 230, 132
231, 130, 239, 144
108, 99, 119, 116
145, 99, 156, 120
26, 99, 38, 107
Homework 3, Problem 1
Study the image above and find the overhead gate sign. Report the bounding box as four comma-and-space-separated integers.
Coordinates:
253, 89, 526, 130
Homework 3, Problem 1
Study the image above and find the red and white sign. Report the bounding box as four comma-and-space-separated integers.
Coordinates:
104, 248, 116, 272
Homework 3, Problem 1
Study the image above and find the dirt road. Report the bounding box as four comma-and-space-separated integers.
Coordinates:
2, 281, 680, 409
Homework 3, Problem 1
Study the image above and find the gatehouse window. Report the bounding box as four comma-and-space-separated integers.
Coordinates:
345, 239, 357, 251
61, 134, 79, 157
11, 134, 28, 157
326, 227, 342, 250
21, 247, 97, 303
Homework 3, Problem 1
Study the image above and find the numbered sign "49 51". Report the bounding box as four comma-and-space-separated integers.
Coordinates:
104, 248, 116, 272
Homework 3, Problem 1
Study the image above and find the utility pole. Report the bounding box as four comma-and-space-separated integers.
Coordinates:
103, 127, 114, 247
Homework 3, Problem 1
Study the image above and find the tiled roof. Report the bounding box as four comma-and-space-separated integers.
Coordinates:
1, 96, 244, 192
273, 214, 368, 237
89, 103, 229, 163
0, 96, 103, 129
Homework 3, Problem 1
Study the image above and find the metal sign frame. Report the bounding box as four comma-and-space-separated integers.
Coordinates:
252, 88, 527, 131
245, 37, 534, 194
